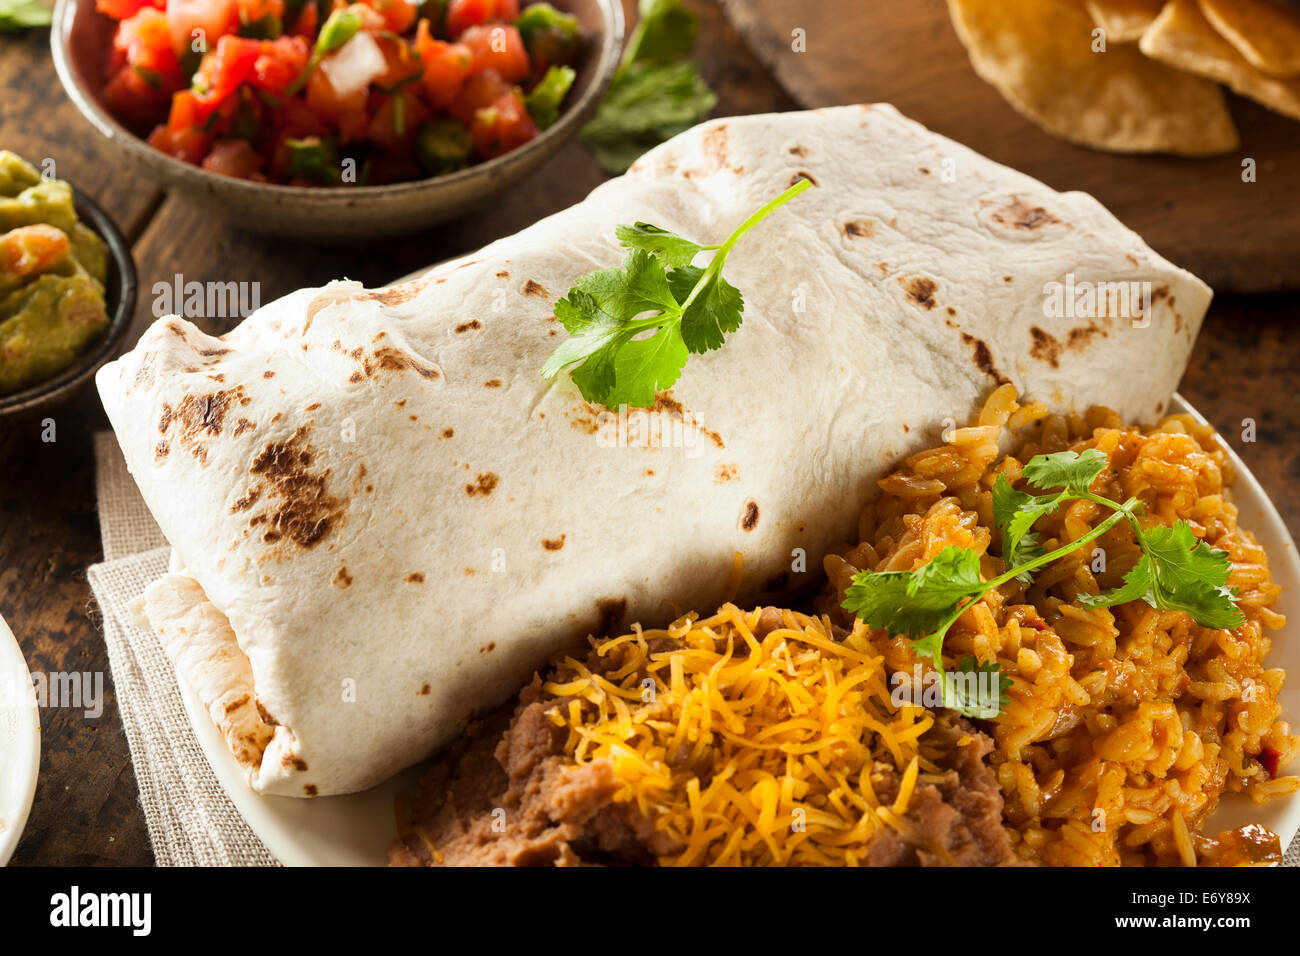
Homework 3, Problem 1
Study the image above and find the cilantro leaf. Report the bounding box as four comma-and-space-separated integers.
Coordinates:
580, 60, 717, 173
1083, 522, 1242, 630
667, 265, 744, 352
946, 657, 1012, 719
842, 546, 985, 643
623, 0, 698, 64
1022, 448, 1109, 495
615, 222, 704, 268
543, 181, 809, 406
991, 474, 1064, 582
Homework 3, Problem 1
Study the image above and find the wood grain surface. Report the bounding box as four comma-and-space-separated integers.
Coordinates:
718, 0, 1300, 293
0, 0, 1296, 867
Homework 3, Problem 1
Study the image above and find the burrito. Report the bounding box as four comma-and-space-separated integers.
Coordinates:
98, 105, 1210, 797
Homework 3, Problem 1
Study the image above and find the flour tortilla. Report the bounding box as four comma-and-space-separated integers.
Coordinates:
1085, 0, 1167, 42
98, 105, 1211, 796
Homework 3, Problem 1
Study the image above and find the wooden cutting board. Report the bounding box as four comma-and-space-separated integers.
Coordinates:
719, 0, 1300, 292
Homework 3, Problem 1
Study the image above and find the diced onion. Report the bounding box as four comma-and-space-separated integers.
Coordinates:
319, 31, 387, 99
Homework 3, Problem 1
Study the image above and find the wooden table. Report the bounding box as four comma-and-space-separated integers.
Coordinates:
0, 1, 1295, 866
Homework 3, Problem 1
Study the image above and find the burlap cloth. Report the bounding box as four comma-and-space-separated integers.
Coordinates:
86, 431, 1299, 867
87, 432, 278, 866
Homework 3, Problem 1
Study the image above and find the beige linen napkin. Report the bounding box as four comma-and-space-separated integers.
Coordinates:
87, 430, 1299, 868
88, 432, 278, 867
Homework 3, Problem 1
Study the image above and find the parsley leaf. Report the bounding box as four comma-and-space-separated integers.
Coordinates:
542, 180, 810, 406
1021, 448, 1109, 495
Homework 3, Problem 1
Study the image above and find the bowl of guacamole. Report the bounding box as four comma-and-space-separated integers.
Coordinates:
0, 150, 137, 421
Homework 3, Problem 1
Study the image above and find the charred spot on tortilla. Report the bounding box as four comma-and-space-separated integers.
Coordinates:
542, 535, 566, 551
282, 753, 308, 771
454, 320, 481, 333
789, 171, 818, 188
480, 642, 497, 654
333, 565, 352, 588
484, 379, 502, 388
991, 197, 1064, 231
256, 699, 279, 726
496, 270, 509, 278
198, 346, 230, 358
166, 321, 187, 338
231, 486, 261, 512
406, 572, 425, 583
304, 785, 318, 797
154, 439, 169, 461
1068, 321, 1108, 348
961, 333, 1010, 385
843, 219, 876, 239
522, 280, 550, 298
262, 370, 275, 379
441, 427, 454, 438
247, 427, 344, 549
419, 683, 431, 695
465, 473, 498, 497
366, 272, 434, 307
714, 464, 738, 483
901, 276, 938, 310
1029, 326, 1063, 368
742, 500, 760, 531
373, 347, 439, 379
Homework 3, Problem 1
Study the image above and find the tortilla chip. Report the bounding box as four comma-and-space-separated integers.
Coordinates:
947, 0, 1238, 155
1199, 0, 1300, 78
1142, 0, 1300, 120
1085, 0, 1167, 42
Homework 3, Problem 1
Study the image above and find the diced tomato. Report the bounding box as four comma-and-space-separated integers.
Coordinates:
305, 65, 370, 122
96, 0, 164, 21
101, 64, 172, 130
148, 91, 214, 163
292, 0, 318, 37
235, 0, 285, 26
360, 0, 417, 34
413, 20, 471, 108
443, 0, 518, 39
459, 23, 529, 83
468, 87, 535, 159
337, 107, 370, 143
114, 8, 185, 91
448, 67, 508, 125
201, 139, 264, 177
1260, 745, 1282, 779
249, 35, 310, 97
367, 89, 431, 155
374, 35, 423, 90
0, 225, 71, 279
192, 35, 263, 116
273, 97, 331, 137
166, 0, 239, 60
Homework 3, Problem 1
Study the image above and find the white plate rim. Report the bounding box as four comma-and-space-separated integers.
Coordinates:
0, 612, 41, 866
178, 392, 1300, 865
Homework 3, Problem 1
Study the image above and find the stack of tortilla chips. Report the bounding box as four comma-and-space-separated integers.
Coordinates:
948, 0, 1300, 154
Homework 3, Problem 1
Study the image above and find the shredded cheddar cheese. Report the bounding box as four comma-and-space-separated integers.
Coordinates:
543, 604, 944, 866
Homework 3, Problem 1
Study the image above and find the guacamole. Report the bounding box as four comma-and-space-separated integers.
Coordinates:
0, 151, 110, 396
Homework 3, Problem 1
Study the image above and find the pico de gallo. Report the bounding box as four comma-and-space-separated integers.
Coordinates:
96, 0, 582, 185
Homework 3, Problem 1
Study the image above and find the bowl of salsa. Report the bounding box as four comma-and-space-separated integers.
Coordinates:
51, 0, 623, 239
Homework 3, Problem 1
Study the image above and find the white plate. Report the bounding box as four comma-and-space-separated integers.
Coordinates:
0, 613, 40, 865
180, 394, 1300, 865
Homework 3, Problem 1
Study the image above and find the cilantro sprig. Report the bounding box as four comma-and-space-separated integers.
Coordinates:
842, 448, 1244, 718
541, 177, 810, 408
